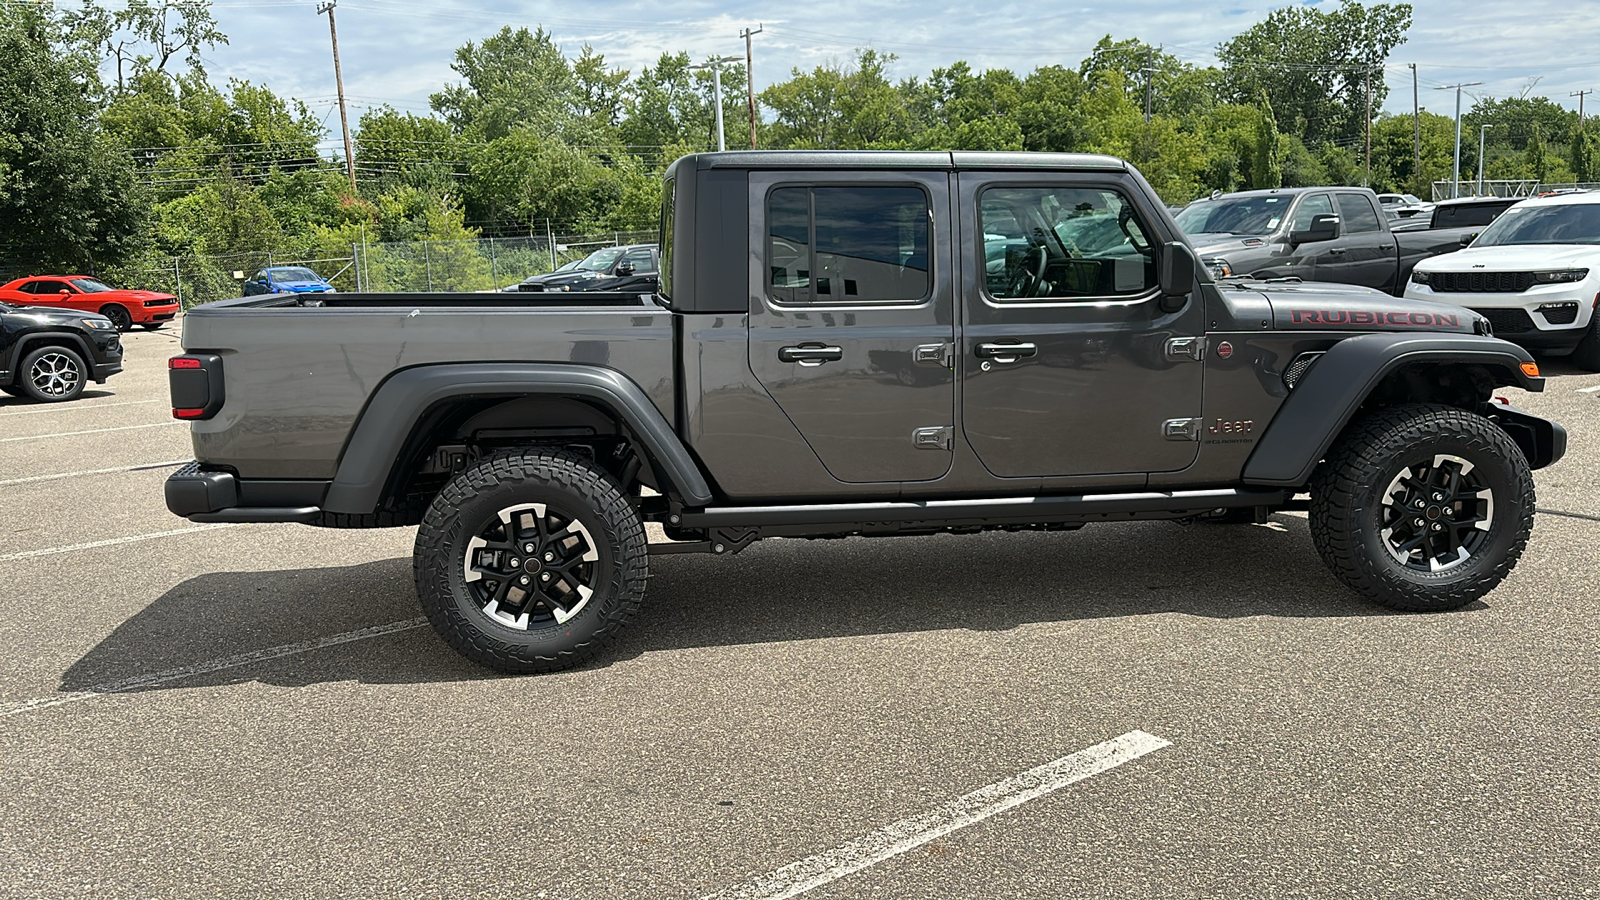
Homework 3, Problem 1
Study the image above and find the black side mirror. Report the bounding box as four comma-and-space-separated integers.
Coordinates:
1289, 214, 1340, 245
1459, 232, 1476, 247
1158, 241, 1197, 311
616, 262, 635, 276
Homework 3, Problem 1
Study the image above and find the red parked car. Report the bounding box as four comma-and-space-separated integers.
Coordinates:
0, 275, 179, 331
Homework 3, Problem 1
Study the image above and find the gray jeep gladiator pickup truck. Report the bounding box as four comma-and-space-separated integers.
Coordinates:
166, 151, 1567, 673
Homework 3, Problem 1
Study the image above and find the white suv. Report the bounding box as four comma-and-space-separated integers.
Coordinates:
1405, 191, 1600, 369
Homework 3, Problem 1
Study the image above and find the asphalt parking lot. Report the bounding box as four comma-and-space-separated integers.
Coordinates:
2, 323, 1598, 899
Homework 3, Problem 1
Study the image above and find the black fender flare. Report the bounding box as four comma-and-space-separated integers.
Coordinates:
9, 331, 97, 380
1242, 332, 1544, 487
321, 363, 714, 513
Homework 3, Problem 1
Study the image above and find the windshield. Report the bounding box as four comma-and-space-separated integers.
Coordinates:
1472, 204, 1600, 247
1174, 196, 1291, 235
575, 247, 626, 272
69, 278, 113, 293
268, 267, 321, 282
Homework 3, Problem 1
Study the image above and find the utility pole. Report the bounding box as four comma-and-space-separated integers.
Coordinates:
1478, 124, 1493, 196
1436, 81, 1483, 199
1364, 63, 1373, 187
318, 1, 356, 193
1143, 47, 1154, 123
1411, 64, 1421, 189
740, 24, 763, 150
692, 57, 743, 152
1572, 89, 1593, 126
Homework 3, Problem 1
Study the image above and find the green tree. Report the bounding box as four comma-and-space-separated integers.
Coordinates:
1217, 1, 1412, 146
0, 5, 145, 272
431, 27, 577, 141
1572, 127, 1596, 184
760, 50, 909, 149
1016, 66, 1089, 152
1251, 92, 1282, 189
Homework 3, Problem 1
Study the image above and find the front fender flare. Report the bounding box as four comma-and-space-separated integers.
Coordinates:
1242, 332, 1542, 487
322, 363, 713, 514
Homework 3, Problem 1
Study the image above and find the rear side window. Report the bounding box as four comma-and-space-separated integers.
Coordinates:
19, 281, 50, 294
1336, 193, 1383, 234
766, 186, 930, 304
980, 186, 1157, 301
658, 178, 674, 299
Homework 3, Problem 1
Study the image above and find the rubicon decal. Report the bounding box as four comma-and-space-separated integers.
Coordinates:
1290, 309, 1461, 328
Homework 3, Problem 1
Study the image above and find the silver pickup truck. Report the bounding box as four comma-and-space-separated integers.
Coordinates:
166, 151, 1565, 674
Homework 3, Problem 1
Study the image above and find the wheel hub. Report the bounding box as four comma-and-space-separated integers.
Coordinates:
461, 502, 599, 629
1380, 454, 1494, 573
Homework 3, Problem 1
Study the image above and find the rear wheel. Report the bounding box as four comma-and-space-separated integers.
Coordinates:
18, 346, 86, 403
1309, 404, 1532, 612
99, 304, 133, 332
413, 450, 648, 673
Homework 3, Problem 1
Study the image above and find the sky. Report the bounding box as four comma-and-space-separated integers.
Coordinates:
177, 0, 1600, 152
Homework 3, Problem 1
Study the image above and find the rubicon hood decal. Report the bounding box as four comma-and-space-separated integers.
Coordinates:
1289, 308, 1462, 328
1258, 287, 1476, 333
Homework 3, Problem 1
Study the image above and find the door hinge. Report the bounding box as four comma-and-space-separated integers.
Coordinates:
1163, 418, 1203, 441
913, 426, 954, 451
1164, 336, 1205, 362
914, 343, 953, 367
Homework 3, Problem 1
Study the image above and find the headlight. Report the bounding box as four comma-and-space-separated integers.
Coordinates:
1410, 270, 1431, 285
1204, 258, 1232, 279
1533, 269, 1589, 284
80, 318, 111, 329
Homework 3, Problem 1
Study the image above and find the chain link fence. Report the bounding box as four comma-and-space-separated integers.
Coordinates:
98, 229, 656, 308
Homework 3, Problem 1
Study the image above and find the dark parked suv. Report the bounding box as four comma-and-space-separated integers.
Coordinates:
509, 244, 659, 293
1, 299, 123, 402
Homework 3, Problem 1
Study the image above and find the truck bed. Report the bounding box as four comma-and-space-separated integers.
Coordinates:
180, 292, 677, 480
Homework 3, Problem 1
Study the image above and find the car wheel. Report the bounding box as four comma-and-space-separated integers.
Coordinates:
19, 346, 86, 403
413, 449, 648, 674
1569, 311, 1600, 371
99, 304, 133, 331
1309, 404, 1532, 612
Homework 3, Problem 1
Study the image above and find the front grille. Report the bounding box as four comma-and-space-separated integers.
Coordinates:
1539, 303, 1580, 325
143, 299, 173, 307
1470, 308, 1536, 333
1431, 271, 1536, 293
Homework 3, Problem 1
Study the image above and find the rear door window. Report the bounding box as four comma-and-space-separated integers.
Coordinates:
1336, 193, 1383, 233
766, 185, 931, 304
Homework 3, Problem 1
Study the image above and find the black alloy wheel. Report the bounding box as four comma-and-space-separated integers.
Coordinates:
19, 346, 86, 403
463, 502, 601, 630
99, 304, 133, 331
1378, 454, 1493, 573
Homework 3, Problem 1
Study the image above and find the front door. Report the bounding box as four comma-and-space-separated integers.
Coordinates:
958, 172, 1205, 479
747, 171, 956, 484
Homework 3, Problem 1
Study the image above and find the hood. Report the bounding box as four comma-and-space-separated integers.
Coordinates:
1188, 234, 1274, 258
276, 280, 332, 292
1416, 244, 1600, 271
0, 303, 114, 328
126, 290, 176, 302
1229, 282, 1486, 334
520, 270, 602, 289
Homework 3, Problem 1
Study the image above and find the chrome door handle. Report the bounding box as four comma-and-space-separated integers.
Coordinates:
975, 342, 1038, 362
779, 344, 844, 366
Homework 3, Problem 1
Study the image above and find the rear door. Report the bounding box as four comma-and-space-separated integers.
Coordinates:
957, 172, 1204, 478
1315, 192, 1395, 290
747, 171, 956, 484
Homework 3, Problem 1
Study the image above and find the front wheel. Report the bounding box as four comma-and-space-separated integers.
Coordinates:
99, 304, 133, 332
18, 346, 86, 403
413, 450, 648, 673
1309, 404, 1533, 612
1568, 310, 1600, 371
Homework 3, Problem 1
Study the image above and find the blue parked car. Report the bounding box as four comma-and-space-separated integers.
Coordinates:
242, 266, 336, 296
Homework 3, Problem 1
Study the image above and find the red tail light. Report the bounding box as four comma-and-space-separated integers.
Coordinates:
170, 357, 201, 369
169, 354, 223, 420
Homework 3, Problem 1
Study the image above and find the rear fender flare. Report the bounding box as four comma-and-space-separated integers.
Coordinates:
1242, 332, 1542, 487
321, 363, 713, 514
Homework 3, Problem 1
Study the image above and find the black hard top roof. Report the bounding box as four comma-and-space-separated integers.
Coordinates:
672, 150, 1129, 173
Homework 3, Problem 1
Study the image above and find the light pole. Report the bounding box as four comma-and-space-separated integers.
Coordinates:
1477, 124, 1493, 197
691, 56, 744, 152
1436, 82, 1483, 199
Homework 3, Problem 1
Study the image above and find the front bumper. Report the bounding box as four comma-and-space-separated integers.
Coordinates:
1490, 401, 1567, 470
1405, 282, 1597, 352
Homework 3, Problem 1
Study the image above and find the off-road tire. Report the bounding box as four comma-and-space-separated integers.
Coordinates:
18, 345, 86, 403
1309, 404, 1533, 612
413, 450, 648, 674
1569, 311, 1600, 371
99, 304, 133, 332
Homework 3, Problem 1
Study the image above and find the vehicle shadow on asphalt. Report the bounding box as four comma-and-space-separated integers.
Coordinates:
60, 515, 1474, 692
0, 389, 114, 409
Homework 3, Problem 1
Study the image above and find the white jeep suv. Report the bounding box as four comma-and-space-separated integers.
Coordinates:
1405, 191, 1600, 369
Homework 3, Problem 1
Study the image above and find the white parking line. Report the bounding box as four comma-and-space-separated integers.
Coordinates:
0, 398, 162, 417
0, 618, 428, 719
0, 524, 236, 563
0, 422, 179, 443
701, 730, 1172, 900
1578, 384, 1600, 394
0, 460, 189, 487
